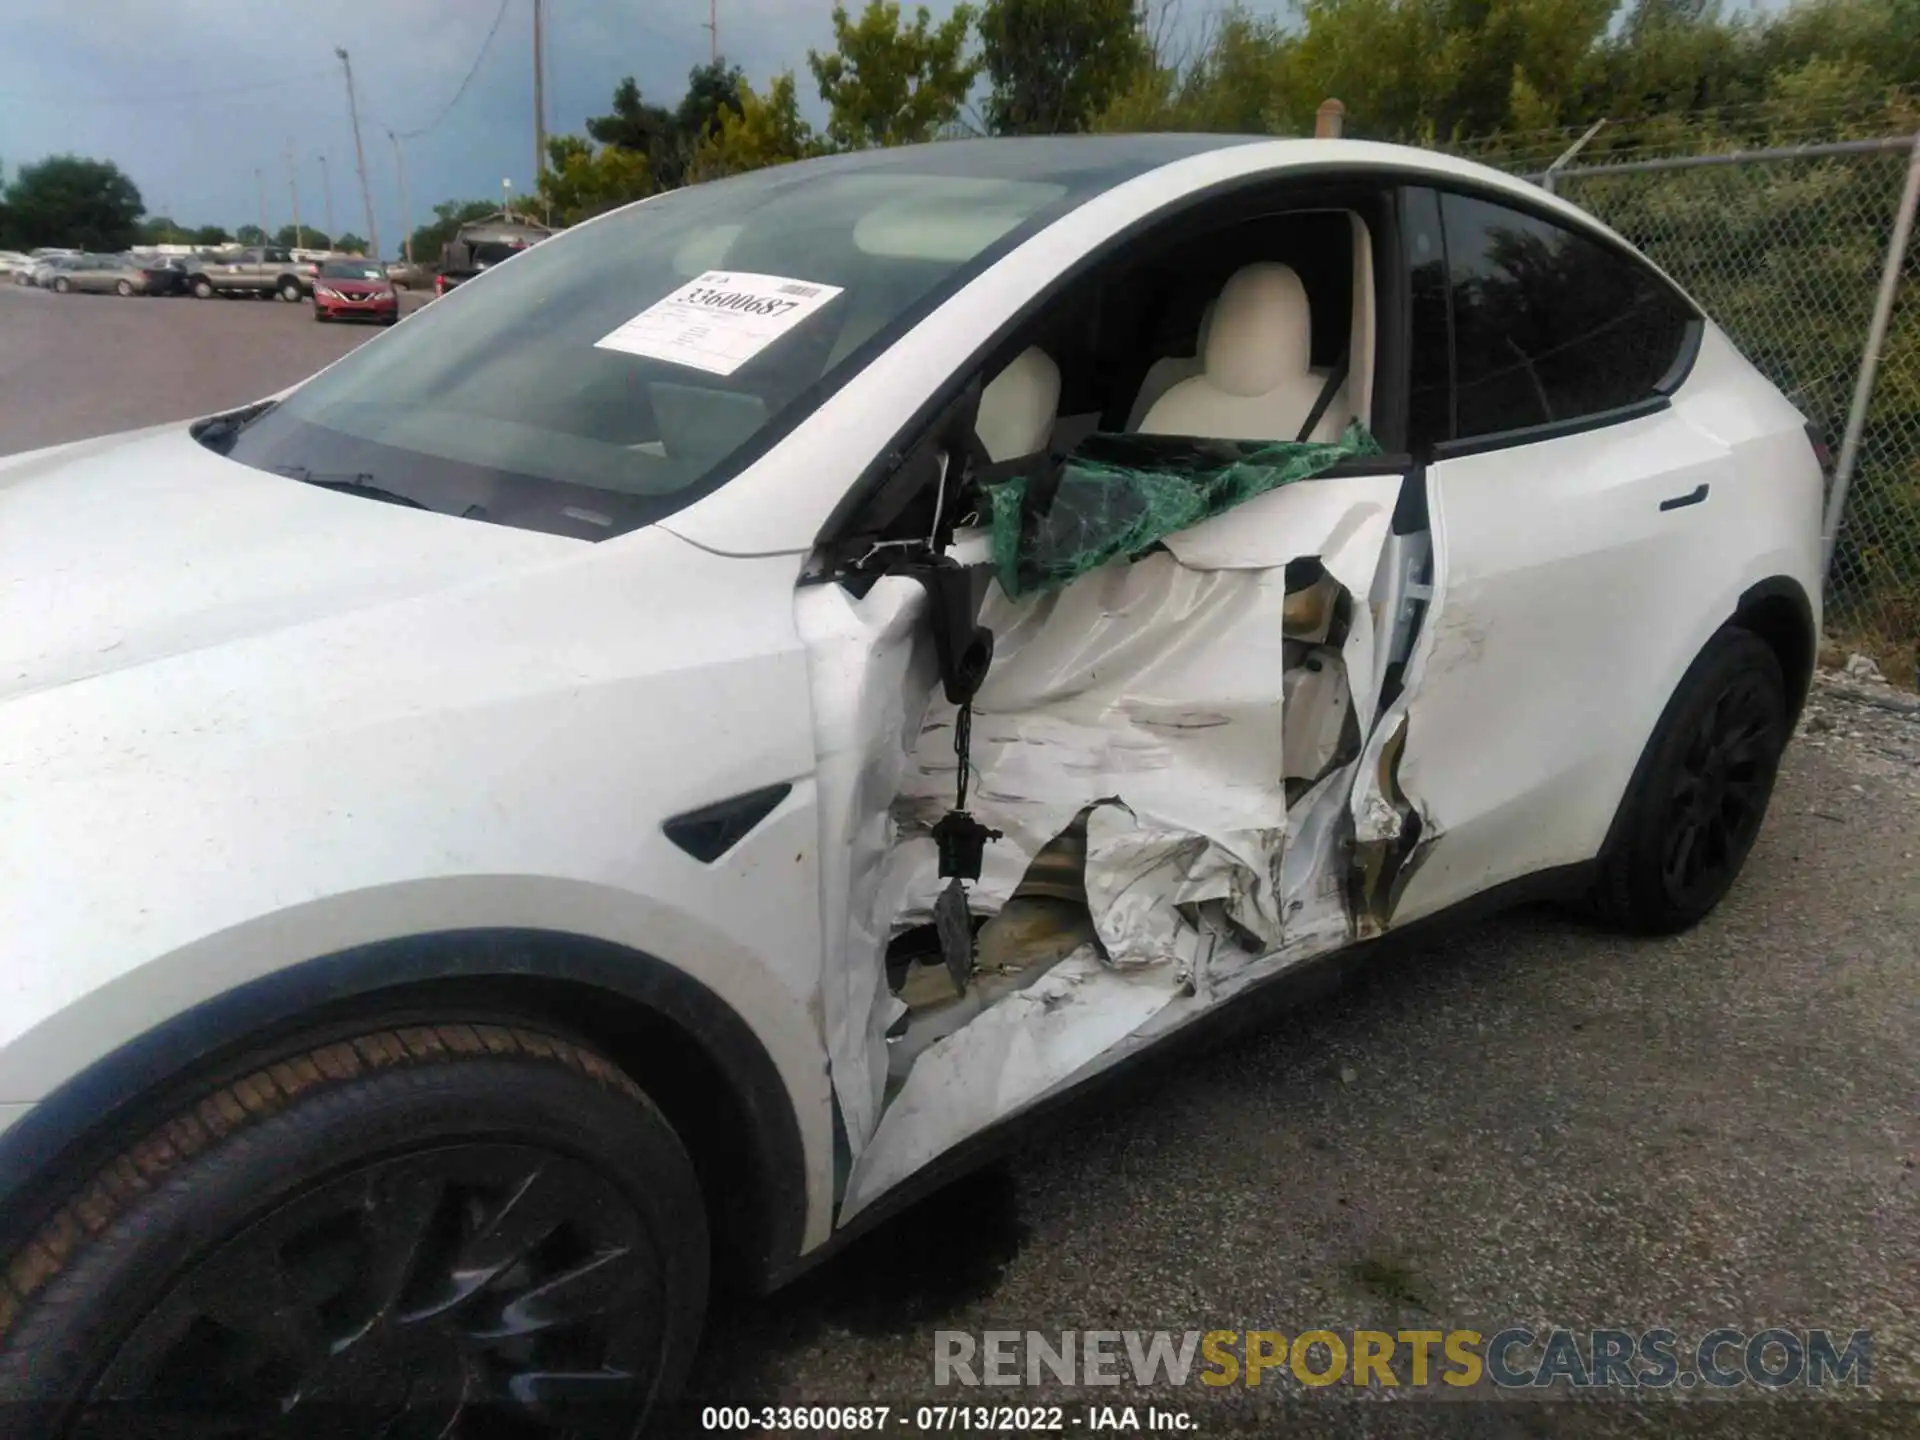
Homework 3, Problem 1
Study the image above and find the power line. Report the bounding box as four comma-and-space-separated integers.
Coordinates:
394, 0, 514, 140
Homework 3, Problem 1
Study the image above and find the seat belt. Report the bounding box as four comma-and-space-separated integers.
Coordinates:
1296, 351, 1351, 444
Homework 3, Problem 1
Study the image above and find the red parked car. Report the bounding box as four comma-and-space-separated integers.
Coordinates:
310, 258, 399, 325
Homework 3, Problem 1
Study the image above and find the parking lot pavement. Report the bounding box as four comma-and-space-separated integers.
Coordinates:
6, 289, 1916, 1432
0, 279, 429, 458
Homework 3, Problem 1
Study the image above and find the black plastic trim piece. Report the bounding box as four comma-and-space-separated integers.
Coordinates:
1735, 574, 1819, 726
1431, 394, 1671, 463
0, 929, 811, 1289
1659, 482, 1710, 512
1654, 317, 1706, 396
663, 782, 795, 863
1391, 462, 1430, 534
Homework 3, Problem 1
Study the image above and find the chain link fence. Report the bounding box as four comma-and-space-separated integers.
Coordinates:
1454, 119, 1920, 686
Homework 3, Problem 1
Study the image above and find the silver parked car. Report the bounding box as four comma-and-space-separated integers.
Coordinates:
19, 255, 84, 288
49, 254, 154, 296
186, 245, 316, 300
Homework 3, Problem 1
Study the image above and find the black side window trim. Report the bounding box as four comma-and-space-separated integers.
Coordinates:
1427, 316, 1703, 461
1431, 393, 1671, 461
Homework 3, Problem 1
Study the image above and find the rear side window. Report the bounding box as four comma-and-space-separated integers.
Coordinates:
1421, 191, 1694, 444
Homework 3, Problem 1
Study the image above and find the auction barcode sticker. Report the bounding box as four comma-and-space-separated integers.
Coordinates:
594, 270, 844, 377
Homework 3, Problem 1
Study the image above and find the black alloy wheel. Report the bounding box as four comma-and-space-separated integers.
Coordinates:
0, 1022, 710, 1440
90, 1143, 666, 1438
1591, 626, 1787, 934
1658, 668, 1779, 913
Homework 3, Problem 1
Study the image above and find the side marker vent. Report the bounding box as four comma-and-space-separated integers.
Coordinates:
663, 782, 794, 863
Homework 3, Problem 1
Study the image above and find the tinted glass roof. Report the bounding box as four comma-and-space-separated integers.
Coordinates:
771, 134, 1264, 189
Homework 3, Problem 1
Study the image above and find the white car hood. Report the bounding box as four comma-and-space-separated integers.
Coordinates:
0, 424, 582, 703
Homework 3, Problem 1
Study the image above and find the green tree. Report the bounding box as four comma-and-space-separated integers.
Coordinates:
273, 224, 331, 250
139, 215, 195, 245
689, 73, 825, 180
808, 1, 980, 148
977, 0, 1147, 134
3, 154, 144, 250
676, 58, 749, 152
335, 232, 369, 255
538, 134, 654, 224
586, 76, 683, 183
234, 224, 267, 245
191, 224, 231, 245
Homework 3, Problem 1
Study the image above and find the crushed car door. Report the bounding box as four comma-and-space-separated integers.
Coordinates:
800, 399, 1428, 1221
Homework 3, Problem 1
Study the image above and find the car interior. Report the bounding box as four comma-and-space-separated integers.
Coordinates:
803, 188, 1446, 1211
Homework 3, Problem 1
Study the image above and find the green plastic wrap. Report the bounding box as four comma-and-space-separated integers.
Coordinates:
985, 421, 1383, 599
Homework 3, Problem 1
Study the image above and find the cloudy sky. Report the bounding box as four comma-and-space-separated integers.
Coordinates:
5, 0, 1270, 252
3, 0, 886, 250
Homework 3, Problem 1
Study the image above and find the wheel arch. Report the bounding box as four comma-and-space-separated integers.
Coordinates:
1730, 574, 1816, 728
0, 929, 809, 1297
1594, 578, 1811, 871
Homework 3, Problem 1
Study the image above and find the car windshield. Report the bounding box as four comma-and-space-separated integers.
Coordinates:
216, 140, 1234, 541
320, 261, 385, 280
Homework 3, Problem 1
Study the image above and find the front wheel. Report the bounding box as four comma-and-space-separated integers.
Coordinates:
0, 1022, 711, 1438
1590, 627, 1788, 934
52, 276, 70, 293
278, 279, 304, 302
115, 280, 133, 297
191, 277, 214, 299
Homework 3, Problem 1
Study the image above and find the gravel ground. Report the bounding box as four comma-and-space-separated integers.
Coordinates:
4, 277, 1913, 1435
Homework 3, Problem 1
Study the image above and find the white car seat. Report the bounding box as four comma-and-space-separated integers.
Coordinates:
1126, 300, 1216, 432
975, 346, 1061, 462
1138, 263, 1351, 444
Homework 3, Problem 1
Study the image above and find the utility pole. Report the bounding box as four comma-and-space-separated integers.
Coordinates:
532, 0, 547, 184
335, 48, 381, 258
254, 167, 268, 243
388, 130, 413, 264
285, 140, 304, 250
704, 0, 717, 63
318, 154, 335, 237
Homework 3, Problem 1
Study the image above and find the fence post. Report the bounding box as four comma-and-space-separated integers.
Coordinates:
1824, 130, 1920, 580
1543, 118, 1607, 195
1316, 100, 1345, 139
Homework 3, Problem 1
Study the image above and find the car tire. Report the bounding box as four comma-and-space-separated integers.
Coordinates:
115, 280, 133, 297
0, 1020, 711, 1438
313, 306, 328, 322
191, 278, 214, 299
278, 279, 303, 302
52, 277, 70, 293
1589, 627, 1788, 936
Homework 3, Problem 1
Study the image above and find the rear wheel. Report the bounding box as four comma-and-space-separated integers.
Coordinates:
114, 280, 133, 297
1591, 627, 1787, 934
52, 276, 70, 293
0, 1021, 710, 1438
279, 278, 304, 302
191, 277, 214, 299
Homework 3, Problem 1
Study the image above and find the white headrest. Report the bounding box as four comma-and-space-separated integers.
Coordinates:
1204, 264, 1312, 397
976, 346, 1060, 462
